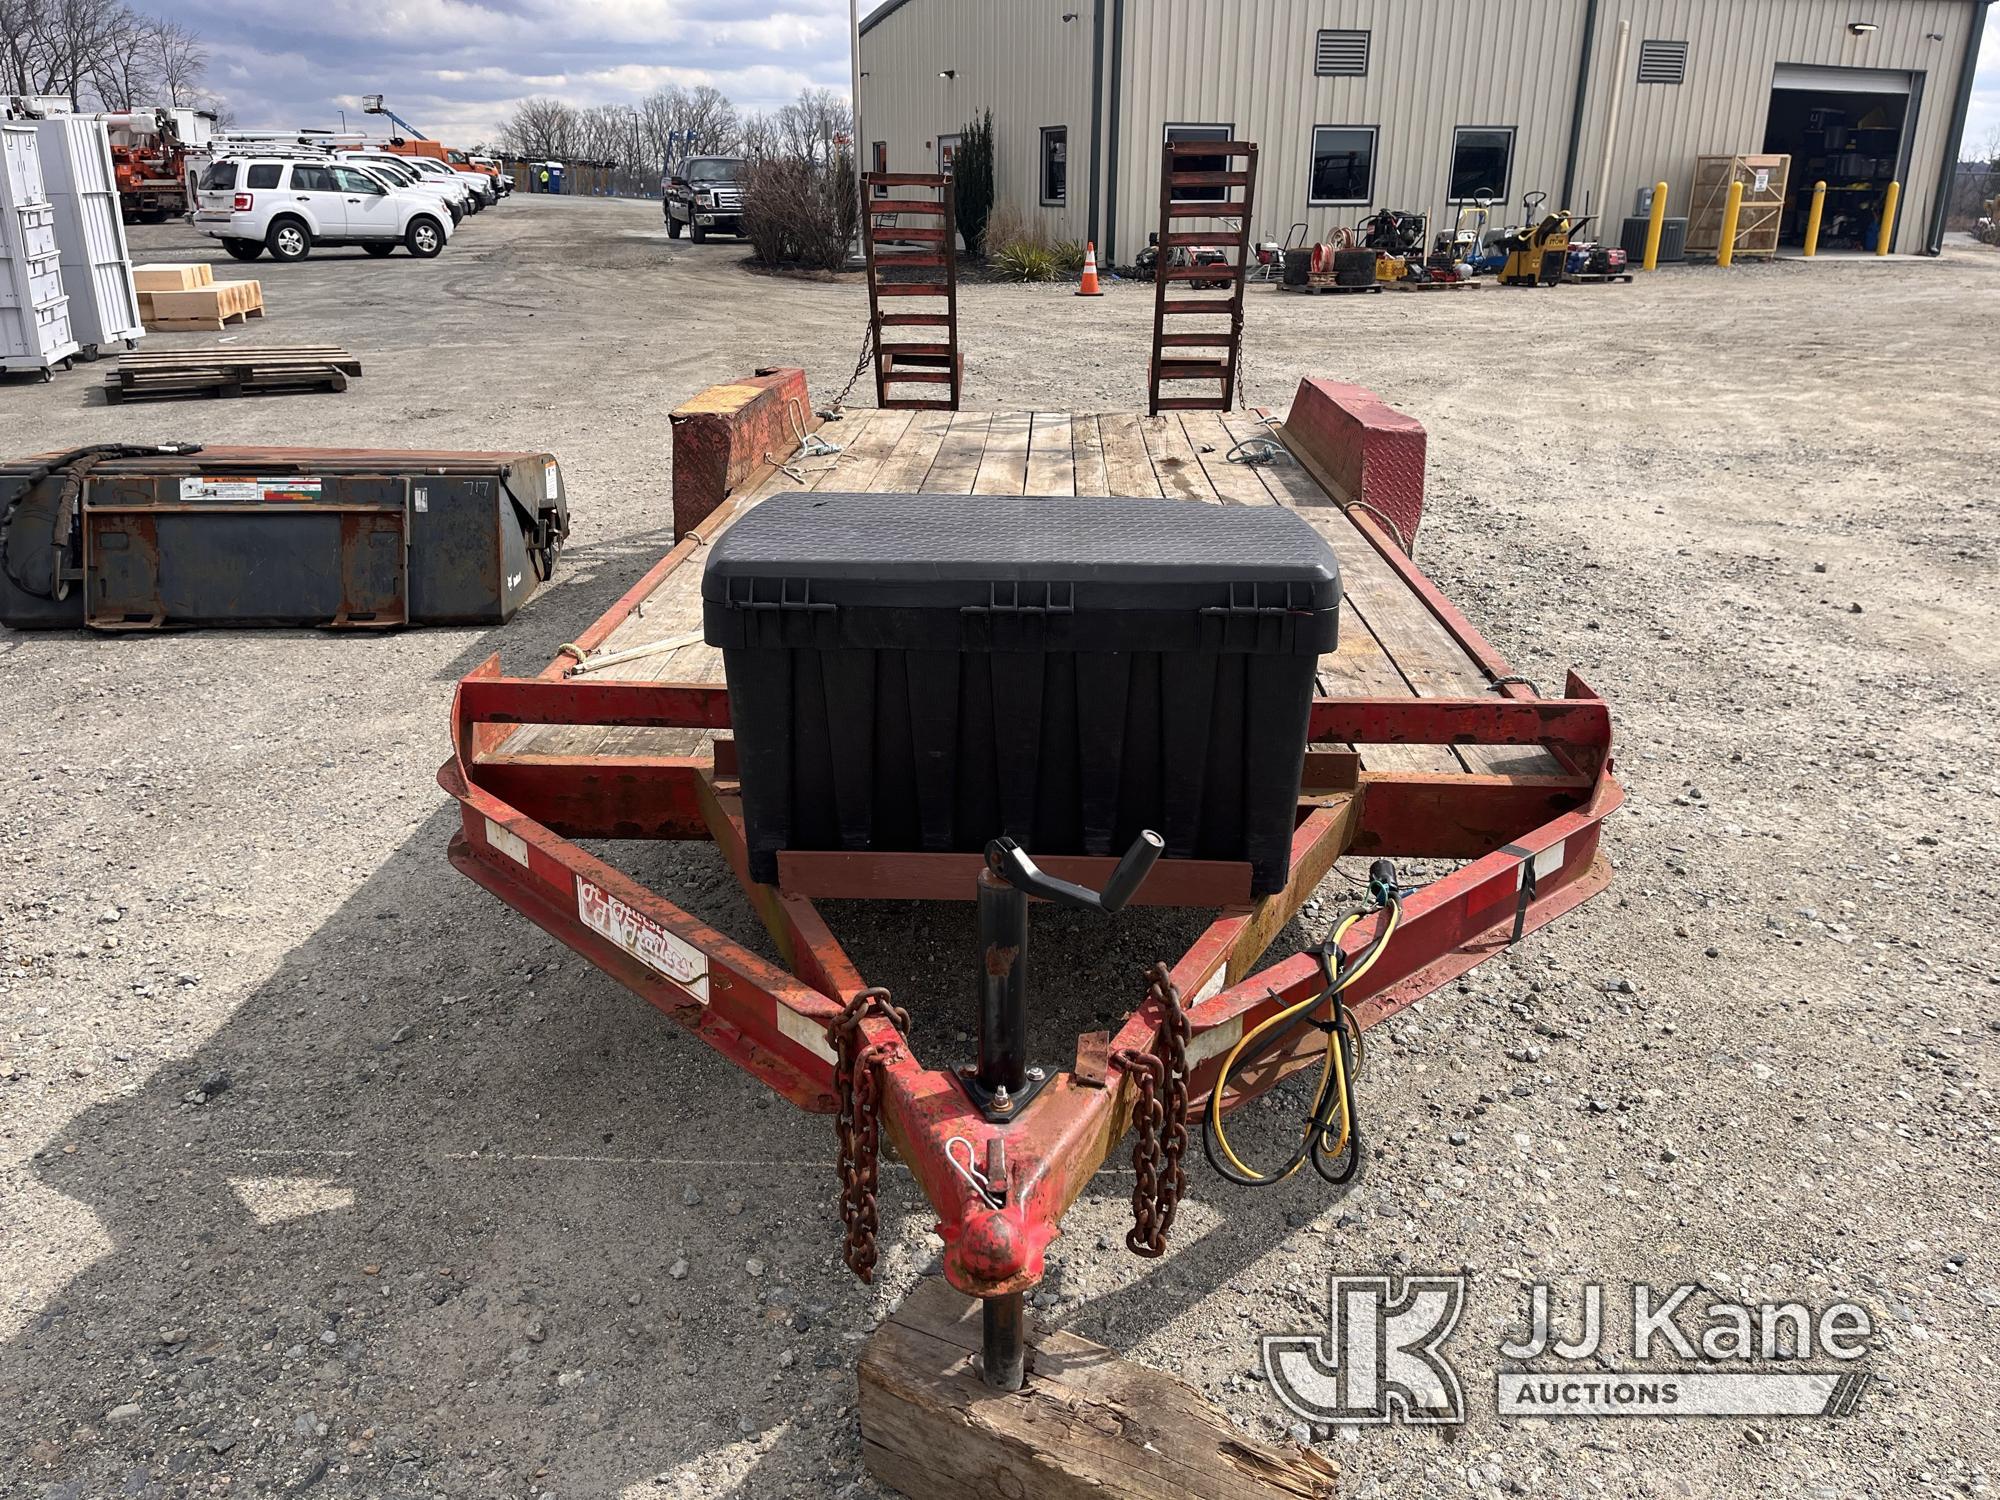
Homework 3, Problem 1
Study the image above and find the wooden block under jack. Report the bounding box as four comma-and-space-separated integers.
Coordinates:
859, 1277, 1340, 1500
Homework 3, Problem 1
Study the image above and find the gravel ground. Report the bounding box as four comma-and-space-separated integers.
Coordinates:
2, 195, 1997, 1500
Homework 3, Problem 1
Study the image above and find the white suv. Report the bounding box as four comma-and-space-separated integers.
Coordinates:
194, 156, 454, 261
340, 151, 466, 225
400, 154, 490, 211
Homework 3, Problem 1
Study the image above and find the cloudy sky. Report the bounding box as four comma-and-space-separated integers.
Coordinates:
173, 0, 1998, 156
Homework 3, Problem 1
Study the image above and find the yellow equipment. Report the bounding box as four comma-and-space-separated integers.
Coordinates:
1499, 209, 1592, 287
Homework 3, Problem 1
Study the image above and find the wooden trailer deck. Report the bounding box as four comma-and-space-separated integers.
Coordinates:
508, 408, 1553, 778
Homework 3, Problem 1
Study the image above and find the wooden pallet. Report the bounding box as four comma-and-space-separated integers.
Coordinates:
144, 281, 266, 332
1148, 140, 1258, 414
104, 344, 361, 403
1563, 271, 1635, 284
1390, 278, 1482, 291
1277, 280, 1381, 295
862, 172, 961, 411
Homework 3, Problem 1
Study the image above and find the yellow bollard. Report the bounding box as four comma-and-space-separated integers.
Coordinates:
1876, 180, 1900, 256
1717, 179, 1745, 268
1643, 181, 1669, 271
1803, 181, 1826, 257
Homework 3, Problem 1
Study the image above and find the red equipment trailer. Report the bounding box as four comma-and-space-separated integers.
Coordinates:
436, 372, 1623, 1409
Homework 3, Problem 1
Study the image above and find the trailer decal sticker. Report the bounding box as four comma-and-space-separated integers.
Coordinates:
483, 817, 529, 867
177, 477, 325, 504
576, 876, 710, 1002
776, 1004, 838, 1064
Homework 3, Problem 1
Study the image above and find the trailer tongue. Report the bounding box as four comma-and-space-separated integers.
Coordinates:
437, 372, 1622, 1485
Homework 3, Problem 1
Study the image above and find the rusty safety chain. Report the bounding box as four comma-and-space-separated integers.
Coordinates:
1112, 963, 1191, 1258
826, 985, 908, 1283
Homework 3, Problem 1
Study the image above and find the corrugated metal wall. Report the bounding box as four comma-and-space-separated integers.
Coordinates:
859, 0, 1098, 245
1573, 0, 1977, 250
863, 0, 1979, 260
1111, 0, 1586, 259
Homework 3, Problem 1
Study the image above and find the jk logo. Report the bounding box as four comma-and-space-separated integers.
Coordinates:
1263, 1275, 1468, 1425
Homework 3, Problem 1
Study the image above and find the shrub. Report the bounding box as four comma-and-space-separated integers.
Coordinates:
741, 153, 858, 270
1054, 239, 1087, 275
991, 240, 1061, 281
954, 110, 995, 258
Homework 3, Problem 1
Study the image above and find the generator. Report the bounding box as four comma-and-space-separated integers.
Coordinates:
703, 491, 1341, 896
0, 444, 568, 630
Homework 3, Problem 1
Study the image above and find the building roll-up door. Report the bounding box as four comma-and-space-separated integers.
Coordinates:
1771, 65, 1913, 96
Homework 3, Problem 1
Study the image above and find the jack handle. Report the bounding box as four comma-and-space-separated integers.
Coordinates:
984, 831, 1164, 914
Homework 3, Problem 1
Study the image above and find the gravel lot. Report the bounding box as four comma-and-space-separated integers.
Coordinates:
2, 195, 1997, 1500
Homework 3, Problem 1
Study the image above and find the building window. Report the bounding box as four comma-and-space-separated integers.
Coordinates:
872, 140, 887, 197
1448, 127, 1515, 202
1314, 29, 1370, 77
1040, 126, 1067, 205
1308, 125, 1375, 205
1164, 122, 1233, 202
1637, 39, 1688, 84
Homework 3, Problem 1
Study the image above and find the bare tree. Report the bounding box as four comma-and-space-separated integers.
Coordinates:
86, 7, 153, 110
0, 0, 220, 113
776, 86, 851, 166
500, 96, 577, 159
738, 109, 778, 160
150, 16, 204, 106
636, 83, 741, 173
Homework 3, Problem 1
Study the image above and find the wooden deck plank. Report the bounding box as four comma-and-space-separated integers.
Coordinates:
1071, 415, 1110, 497
871, 408, 957, 493
971, 411, 1033, 495
1178, 410, 1275, 508
1138, 414, 1211, 502
922, 411, 994, 493
1230, 412, 1554, 775
1096, 412, 1163, 497
1025, 412, 1077, 496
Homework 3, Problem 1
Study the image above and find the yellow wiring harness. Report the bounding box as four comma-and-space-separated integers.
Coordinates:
1203, 896, 1401, 1187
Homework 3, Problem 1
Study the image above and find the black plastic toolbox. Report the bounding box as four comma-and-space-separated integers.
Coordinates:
702, 492, 1340, 895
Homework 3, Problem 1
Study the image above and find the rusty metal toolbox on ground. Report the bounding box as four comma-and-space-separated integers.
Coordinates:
0, 445, 568, 630
703, 490, 1341, 894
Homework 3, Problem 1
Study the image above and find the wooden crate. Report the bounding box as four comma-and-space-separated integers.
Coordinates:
145, 280, 266, 332
1686, 154, 1790, 259
131, 263, 215, 294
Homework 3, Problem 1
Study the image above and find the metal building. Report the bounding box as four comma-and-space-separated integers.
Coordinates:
857, 0, 1989, 258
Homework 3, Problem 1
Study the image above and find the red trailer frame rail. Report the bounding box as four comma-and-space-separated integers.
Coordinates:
439, 657, 1621, 1303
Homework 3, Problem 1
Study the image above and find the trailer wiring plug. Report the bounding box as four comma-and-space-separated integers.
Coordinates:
1201, 866, 1404, 1191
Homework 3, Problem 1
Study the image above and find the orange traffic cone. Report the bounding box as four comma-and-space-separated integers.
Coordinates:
1076, 240, 1104, 296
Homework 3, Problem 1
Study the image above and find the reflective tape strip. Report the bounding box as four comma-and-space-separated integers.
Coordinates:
1517, 838, 1567, 888
484, 817, 529, 867
776, 1004, 837, 1064
1183, 1014, 1246, 1068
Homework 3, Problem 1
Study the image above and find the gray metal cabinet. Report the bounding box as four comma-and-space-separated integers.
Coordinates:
0, 123, 79, 375
34, 114, 143, 354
